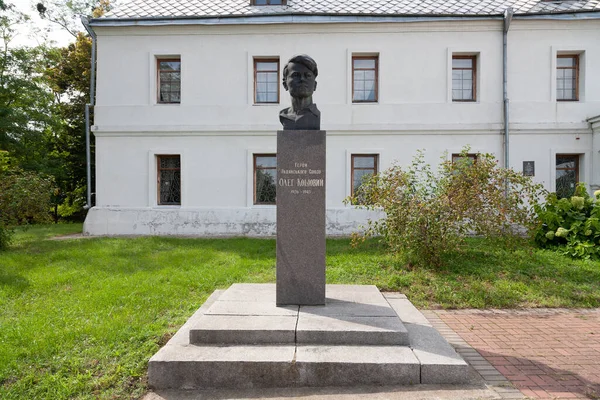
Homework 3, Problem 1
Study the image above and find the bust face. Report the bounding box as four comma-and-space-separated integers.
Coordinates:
284, 62, 317, 99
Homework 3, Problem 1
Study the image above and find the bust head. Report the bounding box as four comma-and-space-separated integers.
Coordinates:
282, 54, 318, 99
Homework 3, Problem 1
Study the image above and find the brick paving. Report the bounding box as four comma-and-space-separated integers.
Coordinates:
435, 309, 600, 400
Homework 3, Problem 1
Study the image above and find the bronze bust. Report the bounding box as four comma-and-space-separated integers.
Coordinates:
279, 54, 320, 130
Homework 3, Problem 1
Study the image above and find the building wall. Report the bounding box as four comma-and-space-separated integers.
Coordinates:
84, 18, 599, 236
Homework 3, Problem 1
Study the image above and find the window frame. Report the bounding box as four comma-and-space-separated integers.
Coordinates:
156, 57, 181, 104
351, 154, 379, 197
555, 154, 580, 198
253, 58, 280, 104
451, 153, 478, 164
253, 153, 277, 205
556, 54, 579, 102
451, 55, 477, 102
156, 154, 181, 206
352, 55, 379, 103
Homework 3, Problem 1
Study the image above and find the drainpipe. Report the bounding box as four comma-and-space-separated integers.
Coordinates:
81, 16, 96, 210
503, 8, 513, 195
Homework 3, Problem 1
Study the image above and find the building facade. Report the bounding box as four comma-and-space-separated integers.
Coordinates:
83, 0, 600, 236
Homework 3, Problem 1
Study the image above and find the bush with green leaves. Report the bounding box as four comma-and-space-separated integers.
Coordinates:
0, 155, 55, 249
347, 148, 545, 267
534, 184, 600, 260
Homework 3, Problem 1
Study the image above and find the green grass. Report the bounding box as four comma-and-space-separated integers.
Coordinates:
1, 224, 599, 399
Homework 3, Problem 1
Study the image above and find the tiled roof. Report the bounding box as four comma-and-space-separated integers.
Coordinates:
103, 0, 600, 19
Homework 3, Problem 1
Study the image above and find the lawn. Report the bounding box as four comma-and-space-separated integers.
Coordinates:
1, 224, 599, 399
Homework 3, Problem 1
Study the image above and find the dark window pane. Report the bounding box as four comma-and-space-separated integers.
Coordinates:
158, 155, 181, 205
159, 61, 181, 71
556, 156, 575, 169
255, 170, 276, 204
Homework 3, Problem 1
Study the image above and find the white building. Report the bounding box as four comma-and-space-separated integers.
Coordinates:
83, 0, 600, 236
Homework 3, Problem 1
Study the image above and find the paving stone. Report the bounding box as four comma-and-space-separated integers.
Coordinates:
296, 314, 409, 345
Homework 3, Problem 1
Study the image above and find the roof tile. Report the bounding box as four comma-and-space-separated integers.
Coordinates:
103, 0, 600, 19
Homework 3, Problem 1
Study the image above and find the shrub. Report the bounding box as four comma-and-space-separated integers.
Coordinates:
534, 183, 600, 260
347, 148, 545, 267
0, 166, 54, 250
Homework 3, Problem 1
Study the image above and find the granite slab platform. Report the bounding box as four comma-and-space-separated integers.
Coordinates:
148, 284, 468, 389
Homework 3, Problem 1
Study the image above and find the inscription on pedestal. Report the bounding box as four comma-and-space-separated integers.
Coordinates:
276, 130, 326, 305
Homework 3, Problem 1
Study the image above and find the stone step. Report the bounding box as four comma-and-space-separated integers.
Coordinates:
188, 283, 409, 346
189, 313, 409, 346
148, 344, 420, 389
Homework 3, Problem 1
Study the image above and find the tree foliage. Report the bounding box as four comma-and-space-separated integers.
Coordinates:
0, 1, 101, 224
347, 148, 546, 267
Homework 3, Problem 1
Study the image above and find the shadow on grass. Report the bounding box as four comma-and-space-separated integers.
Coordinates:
0, 272, 29, 292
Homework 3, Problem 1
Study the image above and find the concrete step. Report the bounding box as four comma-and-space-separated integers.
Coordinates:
148, 285, 470, 390
148, 344, 420, 389
188, 283, 409, 346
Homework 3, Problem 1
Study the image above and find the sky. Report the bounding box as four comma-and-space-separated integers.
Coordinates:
8, 0, 77, 47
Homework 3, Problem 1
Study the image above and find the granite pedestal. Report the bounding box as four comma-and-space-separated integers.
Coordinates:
276, 130, 326, 305
148, 284, 469, 389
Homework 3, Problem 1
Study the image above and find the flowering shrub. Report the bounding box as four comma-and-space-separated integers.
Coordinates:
347, 148, 545, 267
534, 183, 600, 260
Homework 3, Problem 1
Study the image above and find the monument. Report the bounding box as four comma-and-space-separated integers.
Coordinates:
147, 54, 471, 393
276, 55, 326, 305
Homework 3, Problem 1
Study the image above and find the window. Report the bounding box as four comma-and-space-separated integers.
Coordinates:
452, 56, 476, 102
251, 0, 286, 4
157, 58, 181, 104
351, 154, 378, 197
254, 58, 279, 104
452, 153, 478, 165
254, 154, 276, 205
157, 155, 181, 205
557, 55, 579, 101
556, 154, 579, 198
352, 56, 378, 103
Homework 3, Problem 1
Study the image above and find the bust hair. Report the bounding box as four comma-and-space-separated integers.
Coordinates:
282, 54, 318, 89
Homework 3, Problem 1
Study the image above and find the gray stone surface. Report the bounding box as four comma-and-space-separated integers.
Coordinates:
296, 346, 420, 386
149, 344, 297, 389
149, 285, 471, 390
276, 129, 326, 305
205, 300, 298, 316
189, 315, 296, 344
296, 314, 408, 345
386, 297, 469, 384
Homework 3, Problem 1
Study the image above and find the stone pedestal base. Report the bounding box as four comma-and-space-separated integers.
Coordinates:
148, 284, 469, 389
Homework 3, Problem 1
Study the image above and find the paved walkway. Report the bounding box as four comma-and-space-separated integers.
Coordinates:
433, 309, 600, 400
